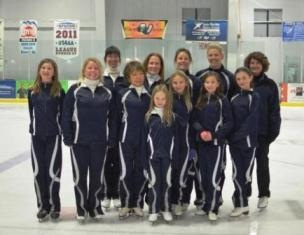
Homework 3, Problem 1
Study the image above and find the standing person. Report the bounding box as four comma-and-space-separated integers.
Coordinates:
61, 58, 116, 221
144, 84, 177, 223
28, 58, 65, 221
228, 67, 260, 217
167, 70, 193, 216
196, 43, 237, 205
174, 48, 201, 104
196, 43, 236, 99
142, 52, 165, 94
244, 52, 281, 209
192, 71, 233, 221
102, 46, 127, 210
173, 48, 202, 213
116, 61, 150, 218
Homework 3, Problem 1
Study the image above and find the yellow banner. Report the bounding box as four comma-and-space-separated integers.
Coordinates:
121, 20, 167, 39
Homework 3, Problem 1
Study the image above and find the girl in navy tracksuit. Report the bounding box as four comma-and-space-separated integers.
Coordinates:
142, 52, 165, 94
28, 58, 65, 221
116, 61, 150, 218
173, 48, 203, 213
144, 84, 178, 223
102, 46, 127, 210
62, 58, 116, 221
167, 70, 193, 216
192, 71, 233, 221
229, 67, 260, 217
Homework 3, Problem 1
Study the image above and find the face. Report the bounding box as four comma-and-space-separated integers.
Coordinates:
153, 91, 167, 109
175, 52, 191, 71
147, 55, 161, 75
235, 71, 253, 91
105, 53, 120, 69
129, 70, 145, 87
39, 62, 54, 83
84, 61, 100, 80
249, 58, 263, 77
207, 48, 223, 69
204, 76, 220, 94
171, 75, 187, 95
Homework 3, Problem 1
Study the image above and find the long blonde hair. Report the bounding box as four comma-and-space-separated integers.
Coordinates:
168, 70, 192, 112
31, 58, 61, 97
146, 84, 173, 126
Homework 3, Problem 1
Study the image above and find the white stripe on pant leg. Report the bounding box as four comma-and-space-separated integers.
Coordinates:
231, 157, 244, 207
102, 149, 109, 198
31, 139, 42, 210
165, 165, 172, 212
210, 146, 222, 211
246, 148, 256, 184
149, 162, 157, 213
119, 143, 130, 208
48, 135, 60, 210
136, 178, 148, 208
70, 146, 86, 213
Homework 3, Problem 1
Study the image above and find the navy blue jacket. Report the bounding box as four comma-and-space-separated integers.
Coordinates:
116, 86, 150, 144
229, 90, 260, 148
196, 65, 237, 99
192, 95, 233, 146
103, 73, 127, 92
61, 82, 116, 146
28, 84, 65, 136
143, 113, 179, 169
143, 76, 164, 94
253, 74, 281, 142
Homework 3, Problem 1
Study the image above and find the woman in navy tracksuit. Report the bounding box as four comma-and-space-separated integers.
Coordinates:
102, 46, 127, 210
167, 70, 194, 216
144, 84, 178, 223
143, 52, 165, 94
244, 52, 281, 209
116, 61, 150, 218
61, 58, 116, 221
228, 67, 260, 217
192, 71, 233, 221
28, 58, 65, 221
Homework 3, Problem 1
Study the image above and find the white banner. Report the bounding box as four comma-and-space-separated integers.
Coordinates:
19, 20, 38, 54
54, 20, 79, 59
287, 83, 304, 102
0, 19, 4, 73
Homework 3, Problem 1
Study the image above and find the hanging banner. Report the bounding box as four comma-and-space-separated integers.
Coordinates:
19, 20, 38, 54
283, 22, 304, 42
54, 20, 79, 59
121, 20, 167, 39
186, 20, 228, 43
0, 19, 4, 73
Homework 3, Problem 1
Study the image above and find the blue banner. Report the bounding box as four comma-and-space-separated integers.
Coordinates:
186, 20, 228, 42
0, 80, 16, 98
283, 22, 304, 42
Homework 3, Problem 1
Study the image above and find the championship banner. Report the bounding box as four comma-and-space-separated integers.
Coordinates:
0, 19, 4, 73
121, 20, 167, 39
19, 20, 38, 54
186, 20, 228, 42
54, 20, 79, 59
283, 22, 304, 42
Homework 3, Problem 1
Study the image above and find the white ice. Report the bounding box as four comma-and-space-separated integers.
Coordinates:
0, 104, 303, 235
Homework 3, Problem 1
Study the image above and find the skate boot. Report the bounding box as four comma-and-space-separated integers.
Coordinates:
37, 209, 49, 222
161, 211, 173, 223
119, 207, 131, 219
133, 207, 144, 217
50, 211, 60, 220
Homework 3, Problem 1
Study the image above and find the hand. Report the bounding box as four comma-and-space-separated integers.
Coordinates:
200, 131, 212, 141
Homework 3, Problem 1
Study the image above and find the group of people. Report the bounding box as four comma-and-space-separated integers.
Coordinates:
28, 43, 281, 223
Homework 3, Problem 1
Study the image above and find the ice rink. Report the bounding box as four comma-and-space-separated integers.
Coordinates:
0, 104, 303, 235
